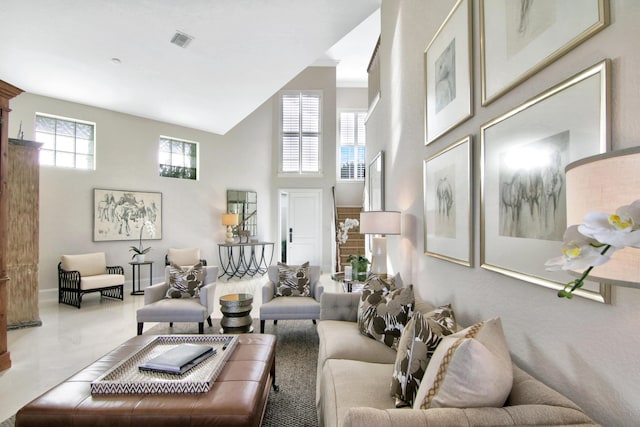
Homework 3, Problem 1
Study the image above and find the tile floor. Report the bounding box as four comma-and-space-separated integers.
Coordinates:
0, 273, 341, 421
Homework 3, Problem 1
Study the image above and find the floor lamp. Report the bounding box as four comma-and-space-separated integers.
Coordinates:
359, 211, 401, 276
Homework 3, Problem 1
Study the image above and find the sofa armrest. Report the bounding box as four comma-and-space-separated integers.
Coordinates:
342, 405, 597, 427
199, 282, 216, 313
314, 283, 325, 303
106, 265, 124, 275
144, 282, 170, 305
320, 292, 360, 322
262, 280, 276, 304
203, 266, 218, 285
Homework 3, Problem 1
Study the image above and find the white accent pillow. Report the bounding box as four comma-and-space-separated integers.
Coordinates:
413, 317, 513, 409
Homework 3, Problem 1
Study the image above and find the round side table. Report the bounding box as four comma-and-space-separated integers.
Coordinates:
219, 293, 254, 333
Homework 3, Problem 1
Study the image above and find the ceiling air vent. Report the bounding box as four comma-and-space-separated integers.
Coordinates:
170, 31, 193, 48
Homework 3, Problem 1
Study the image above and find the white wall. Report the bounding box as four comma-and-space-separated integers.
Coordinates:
9, 66, 346, 293
369, 1, 640, 425
9, 93, 274, 294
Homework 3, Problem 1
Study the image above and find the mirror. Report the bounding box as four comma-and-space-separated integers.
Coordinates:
227, 190, 257, 238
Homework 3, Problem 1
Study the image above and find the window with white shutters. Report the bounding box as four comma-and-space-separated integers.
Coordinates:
338, 111, 367, 181
280, 91, 322, 175
35, 113, 95, 169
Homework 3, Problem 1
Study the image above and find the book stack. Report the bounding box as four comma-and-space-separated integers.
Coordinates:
139, 343, 215, 375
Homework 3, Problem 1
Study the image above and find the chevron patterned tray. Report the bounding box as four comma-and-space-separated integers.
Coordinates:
91, 335, 238, 394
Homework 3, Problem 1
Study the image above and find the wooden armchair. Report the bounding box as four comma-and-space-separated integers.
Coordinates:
58, 252, 125, 309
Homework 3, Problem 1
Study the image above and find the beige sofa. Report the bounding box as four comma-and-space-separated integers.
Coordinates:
317, 292, 598, 427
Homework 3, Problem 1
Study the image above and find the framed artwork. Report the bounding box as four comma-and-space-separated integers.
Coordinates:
93, 189, 162, 242
480, 0, 609, 105
369, 151, 385, 211
424, 0, 473, 145
424, 135, 473, 266
480, 60, 610, 303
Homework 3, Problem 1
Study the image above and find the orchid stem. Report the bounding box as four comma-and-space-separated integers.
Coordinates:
566, 244, 612, 294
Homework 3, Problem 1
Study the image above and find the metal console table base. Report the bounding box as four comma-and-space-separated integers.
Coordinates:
217, 242, 274, 280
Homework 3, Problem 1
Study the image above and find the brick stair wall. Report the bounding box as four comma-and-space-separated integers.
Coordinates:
336, 206, 365, 272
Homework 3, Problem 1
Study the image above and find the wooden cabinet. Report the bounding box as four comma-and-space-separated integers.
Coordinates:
0, 80, 24, 372
7, 139, 42, 329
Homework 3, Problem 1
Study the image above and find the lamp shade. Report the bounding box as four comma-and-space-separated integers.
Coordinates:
222, 213, 239, 226
565, 146, 640, 287
359, 211, 401, 235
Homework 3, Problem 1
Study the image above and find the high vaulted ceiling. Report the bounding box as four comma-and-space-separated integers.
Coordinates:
0, 0, 381, 135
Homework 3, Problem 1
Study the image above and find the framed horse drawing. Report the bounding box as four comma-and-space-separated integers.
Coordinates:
93, 189, 162, 242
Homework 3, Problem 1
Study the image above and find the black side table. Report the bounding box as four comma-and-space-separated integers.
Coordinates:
129, 261, 154, 295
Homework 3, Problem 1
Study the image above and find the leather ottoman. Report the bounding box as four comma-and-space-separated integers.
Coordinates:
15, 334, 276, 427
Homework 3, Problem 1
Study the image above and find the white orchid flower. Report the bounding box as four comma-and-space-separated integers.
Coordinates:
578, 200, 640, 248
337, 218, 360, 245
144, 220, 156, 238
545, 225, 614, 271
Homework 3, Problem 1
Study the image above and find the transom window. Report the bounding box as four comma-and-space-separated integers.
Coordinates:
35, 113, 95, 169
158, 136, 198, 180
338, 111, 367, 181
280, 91, 322, 175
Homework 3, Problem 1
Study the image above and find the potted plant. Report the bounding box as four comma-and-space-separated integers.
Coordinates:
130, 220, 155, 262
347, 253, 370, 282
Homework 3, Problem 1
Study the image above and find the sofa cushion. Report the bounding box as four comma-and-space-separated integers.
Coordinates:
166, 262, 206, 298
167, 247, 201, 266
390, 305, 457, 407
414, 317, 513, 410
80, 274, 125, 291
136, 297, 209, 323
317, 320, 399, 365
357, 284, 414, 349
275, 261, 310, 297
320, 359, 396, 427
61, 252, 107, 277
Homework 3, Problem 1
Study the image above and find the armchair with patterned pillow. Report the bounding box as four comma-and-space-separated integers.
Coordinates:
136, 248, 218, 335
259, 262, 323, 333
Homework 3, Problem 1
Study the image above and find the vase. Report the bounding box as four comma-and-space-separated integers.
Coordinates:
351, 260, 367, 282
134, 254, 146, 263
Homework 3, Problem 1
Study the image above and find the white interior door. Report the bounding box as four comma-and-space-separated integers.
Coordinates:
283, 189, 322, 266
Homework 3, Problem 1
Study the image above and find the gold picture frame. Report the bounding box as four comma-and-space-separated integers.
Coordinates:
480, 60, 611, 303
424, 135, 473, 267
424, 0, 473, 145
480, 0, 609, 105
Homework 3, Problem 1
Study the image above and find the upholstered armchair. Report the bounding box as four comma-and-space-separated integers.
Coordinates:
58, 252, 125, 309
259, 264, 323, 333
136, 248, 218, 335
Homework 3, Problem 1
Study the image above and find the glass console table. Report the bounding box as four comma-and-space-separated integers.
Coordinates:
217, 242, 274, 280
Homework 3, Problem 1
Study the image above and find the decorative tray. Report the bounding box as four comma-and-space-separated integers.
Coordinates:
91, 335, 238, 395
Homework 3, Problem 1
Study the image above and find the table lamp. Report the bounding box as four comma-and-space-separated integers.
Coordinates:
565, 146, 640, 288
359, 211, 401, 276
222, 213, 239, 243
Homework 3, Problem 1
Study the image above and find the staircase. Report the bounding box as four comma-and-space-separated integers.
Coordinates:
336, 206, 365, 272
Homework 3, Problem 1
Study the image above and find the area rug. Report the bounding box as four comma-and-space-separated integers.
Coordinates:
2, 318, 319, 427
144, 318, 319, 427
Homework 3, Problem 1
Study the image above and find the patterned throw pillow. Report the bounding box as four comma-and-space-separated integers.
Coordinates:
357, 283, 414, 348
275, 261, 310, 297
390, 305, 457, 407
166, 262, 206, 299
413, 317, 513, 410
361, 272, 396, 293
